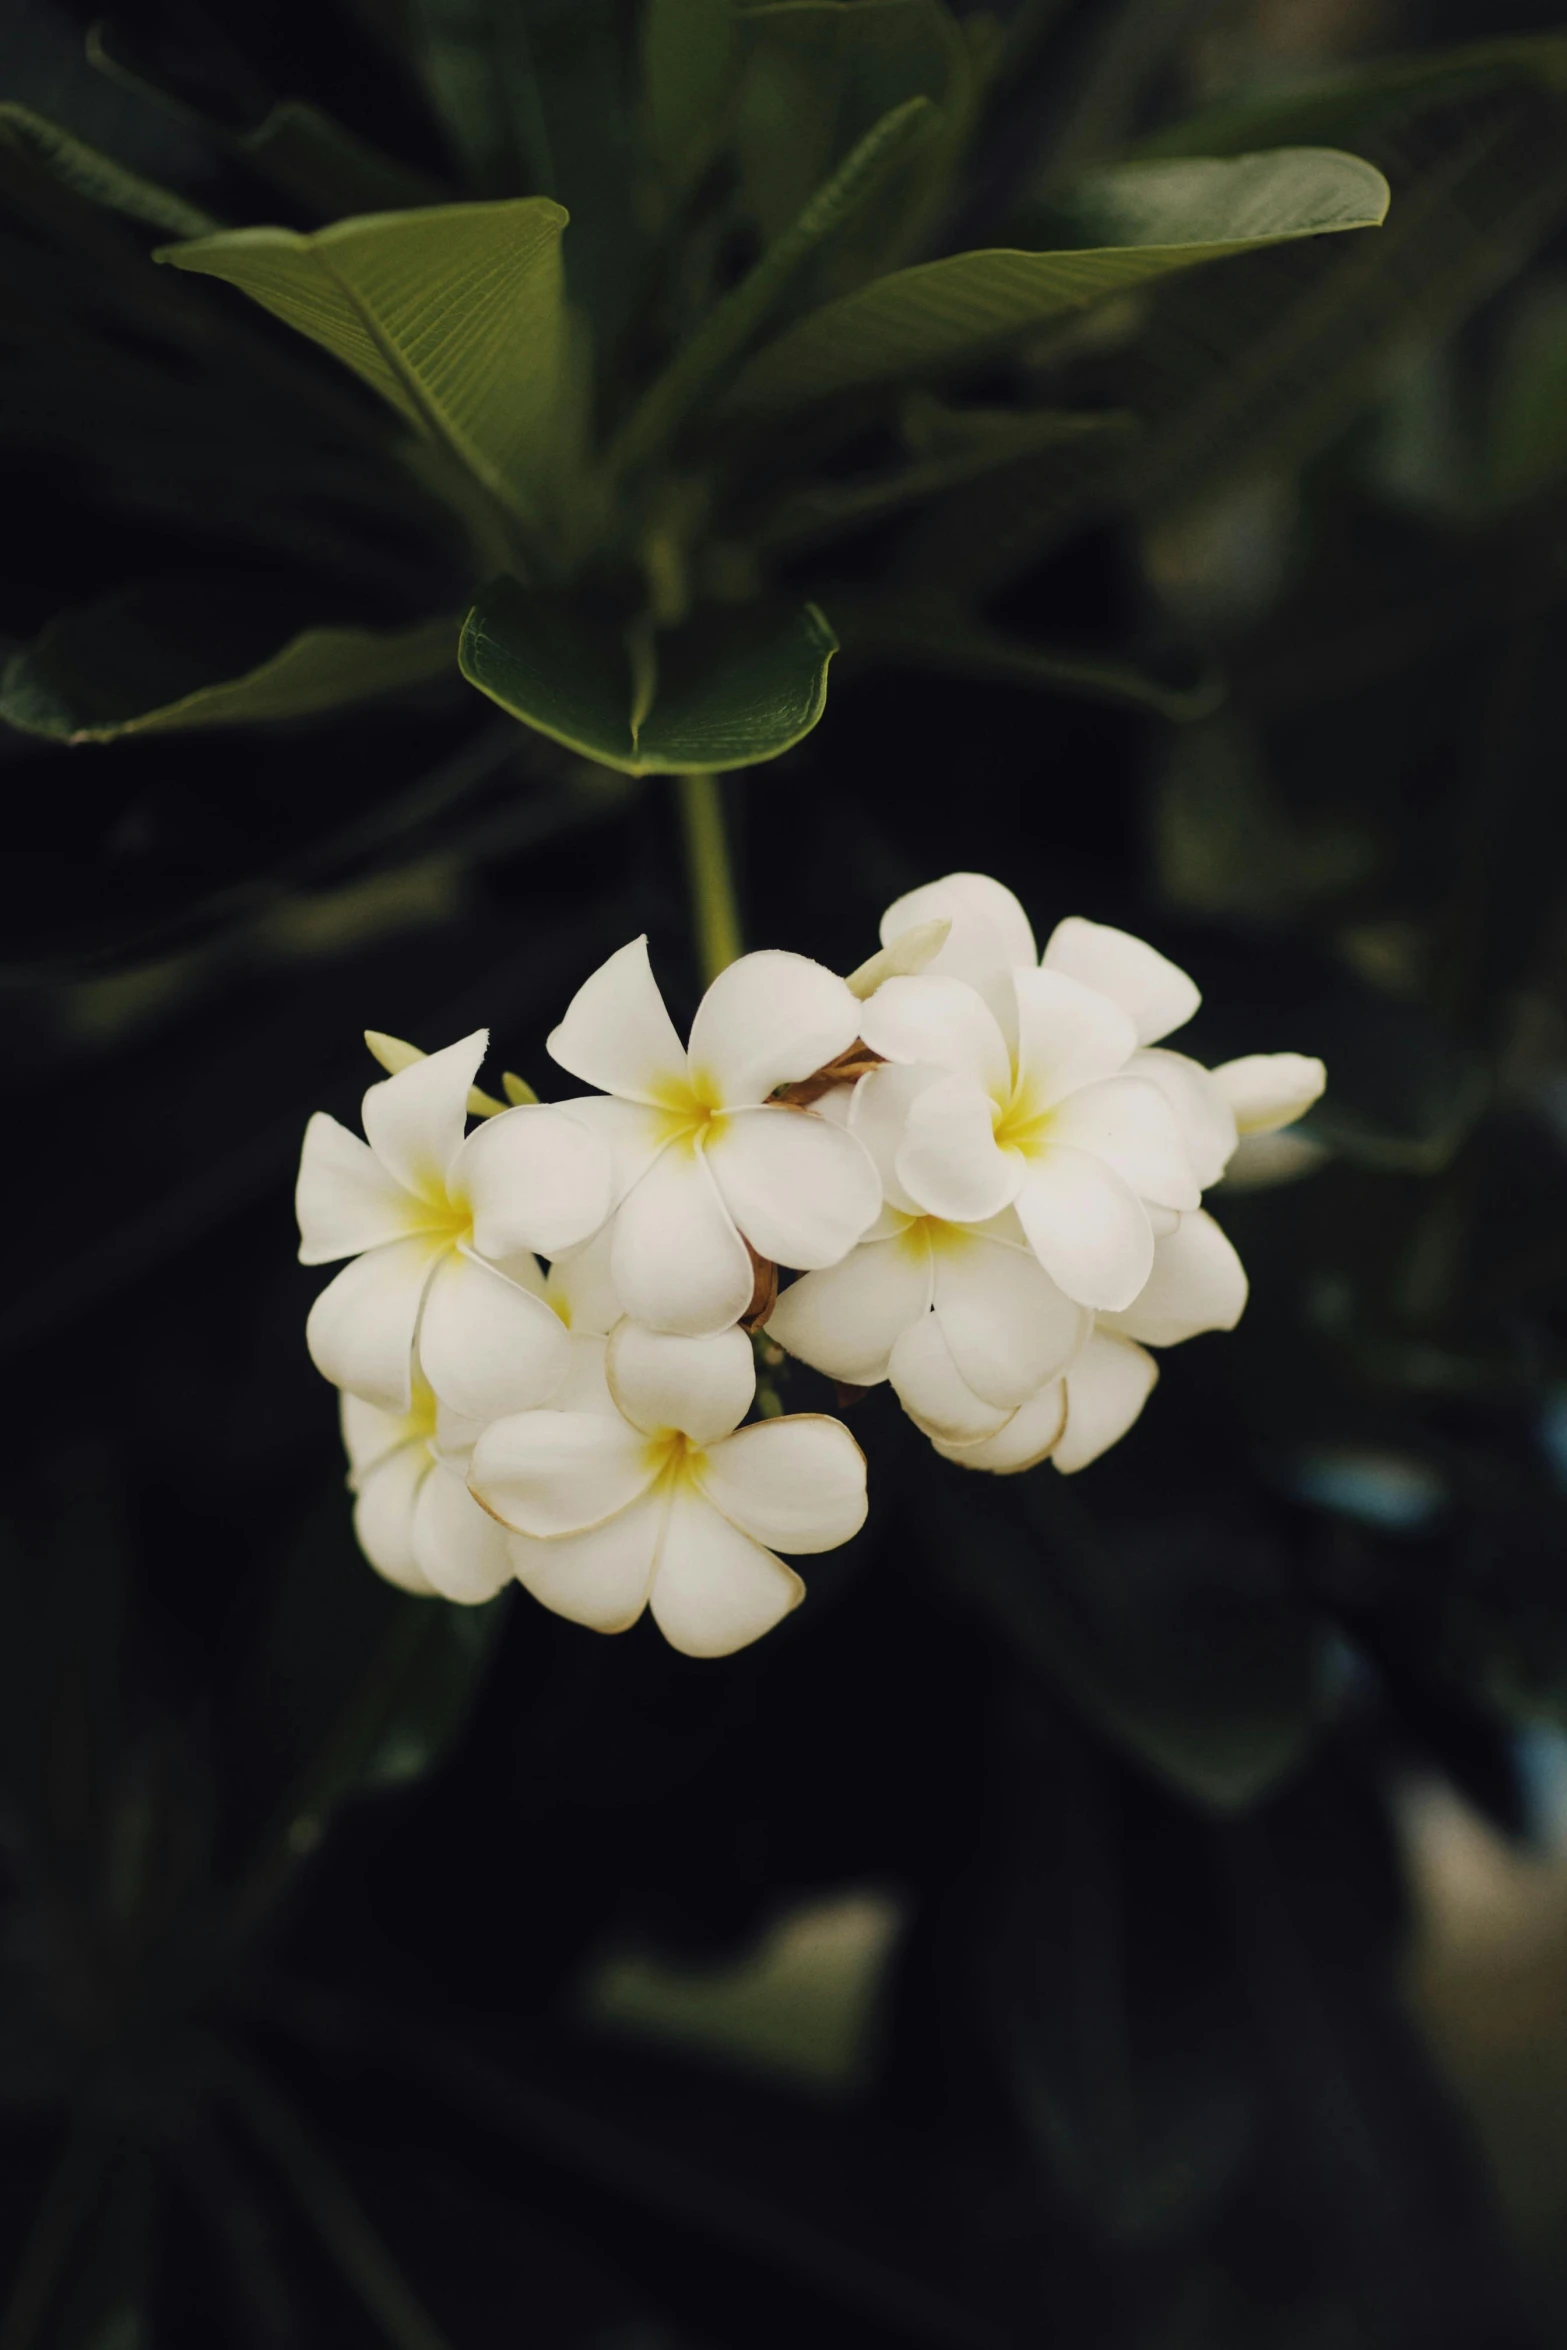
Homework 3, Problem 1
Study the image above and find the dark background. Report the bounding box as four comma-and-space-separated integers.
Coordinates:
7, 0, 1567, 2344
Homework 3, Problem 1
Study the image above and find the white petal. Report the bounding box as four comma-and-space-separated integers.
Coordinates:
552, 1331, 617, 1414
1129, 1049, 1237, 1191
411, 1458, 517, 1603
306, 1233, 445, 1411
1054, 1333, 1159, 1473
896, 1074, 1021, 1224
848, 1062, 939, 1214
1212, 1053, 1326, 1134
697, 1415, 867, 1553
416, 1243, 570, 1421
880, 873, 1036, 1028
607, 1320, 755, 1443
704, 1106, 882, 1270
932, 1232, 1088, 1408
361, 1029, 486, 1201
1046, 1075, 1199, 1212
557, 1092, 674, 1204
511, 1489, 665, 1632
546, 937, 689, 1104
610, 1143, 754, 1336
468, 1410, 659, 1537
649, 1482, 805, 1658
351, 1442, 437, 1592
455, 1103, 613, 1259
687, 950, 861, 1105
766, 1235, 930, 1385
1012, 967, 1138, 1109
1104, 1209, 1248, 1346
1220, 1129, 1329, 1190
846, 918, 951, 999
1042, 916, 1199, 1044
432, 1398, 486, 1462
933, 1379, 1067, 1475
340, 1387, 429, 1483
1013, 1149, 1153, 1312
888, 1313, 1013, 1442
296, 1113, 431, 1266
857, 975, 1011, 1098
546, 1224, 622, 1335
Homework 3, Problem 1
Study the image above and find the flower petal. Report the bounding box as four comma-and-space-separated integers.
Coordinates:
1211, 1053, 1326, 1134
607, 1320, 754, 1443
361, 1029, 487, 1201
688, 950, 861, 1105
933, 1379, 1067, 1475
1012, 967, 1138, 1109
896, 1074, 1021, 1224
649, 1483, 804, 1658
297, 1113, 432, 1266
880, 873, 1036, 1030
704, 1106, 882, 1271
932, 1232, 1088, 1408
1046, 1075, 1199, 1212
1104, 1209, 1247, 1346
766, 1236, 931, 1385
340, 1387, 429, 1483
546, 1224, 622, 1335
848, 1062, 937, 1214
1042, 916, 1199, 1044
610, 1143, 754, 1336
888, 1313, 1013, 1443
351, 1441, 437, 1592
468, 1410, 659, 1537
455, 1103, 613, 1259
1054, 1333, 1158, 1473
1013, 1148, 1153, 1311
511, 1489, 666, 1632
1129, 1048, 1237, 1191
857, 975, 1011, 1098
546, 936, 689, 1105
306, 1233, 446, 1411
697, 1415, 866, 1553
553, 1331, 617, 1414
417, 1243, 569, 1421
411, 1459, 517, 1604
557, 1093, 673, 1204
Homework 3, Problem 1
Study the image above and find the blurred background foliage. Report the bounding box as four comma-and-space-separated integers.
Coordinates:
6, 0, 1567, 2343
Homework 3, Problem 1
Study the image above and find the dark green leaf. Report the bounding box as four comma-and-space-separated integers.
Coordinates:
0, 103, 219, 236
239, 100, 452, 219
459, 579, 837, 773
156, 200, 577, 532
834, 592, 1219, 718
1, 593, 456, 742
642, 0, 740, 198
721, 146, 1390, 416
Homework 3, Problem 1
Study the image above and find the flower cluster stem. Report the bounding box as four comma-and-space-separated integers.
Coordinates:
676, 771, 743, 982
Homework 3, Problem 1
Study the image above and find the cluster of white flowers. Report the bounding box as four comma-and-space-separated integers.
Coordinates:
297, 873, 1323, 1658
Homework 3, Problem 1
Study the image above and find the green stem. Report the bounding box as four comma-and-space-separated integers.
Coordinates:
676, 772, 743, 983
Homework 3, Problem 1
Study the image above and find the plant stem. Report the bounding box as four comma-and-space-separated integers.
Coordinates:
676, 772, 742, 982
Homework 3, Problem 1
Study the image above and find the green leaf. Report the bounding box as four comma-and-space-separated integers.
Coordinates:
721, 146, 1390, 417
0, 592, 456, 742
155, 200, 574, 531
834, 593, 1220, 718
734, 0, 973, 291
239, 100, 452, 219
1138, 32, 1567, 159
642, 0, 740, 197
459, 580, 838, 774
0, 103, 220, 237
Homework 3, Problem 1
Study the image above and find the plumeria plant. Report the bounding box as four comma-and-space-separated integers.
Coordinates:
297, 870, 1323, 1653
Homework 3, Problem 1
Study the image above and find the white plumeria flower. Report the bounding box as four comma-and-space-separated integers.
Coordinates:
767, 1060, 1089, 1442
468, 1321, 867, 1658
928, 1207, 1248, 1475
340, 1380, 516, 1604
545, 939, 883, 1336
297, 1031, 612, 1417
856, 967, 1199, 1312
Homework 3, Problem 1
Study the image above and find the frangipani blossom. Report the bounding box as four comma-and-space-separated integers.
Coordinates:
857, 970, 1198, 1311
929, 1208, 1248, 1475
767, 1061, 1089, 1440
341, 1382, 516, 1604
546, 940, 882, 1336
469, 1321, 866, 1658
297, 1031, 612, 1417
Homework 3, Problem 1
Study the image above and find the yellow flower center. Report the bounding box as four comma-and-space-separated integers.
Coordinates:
893, 1213, 975, 1259
648, 1067, 725, 1150
642, 1428, 706, 1483
992, 1078, 1052, 1157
